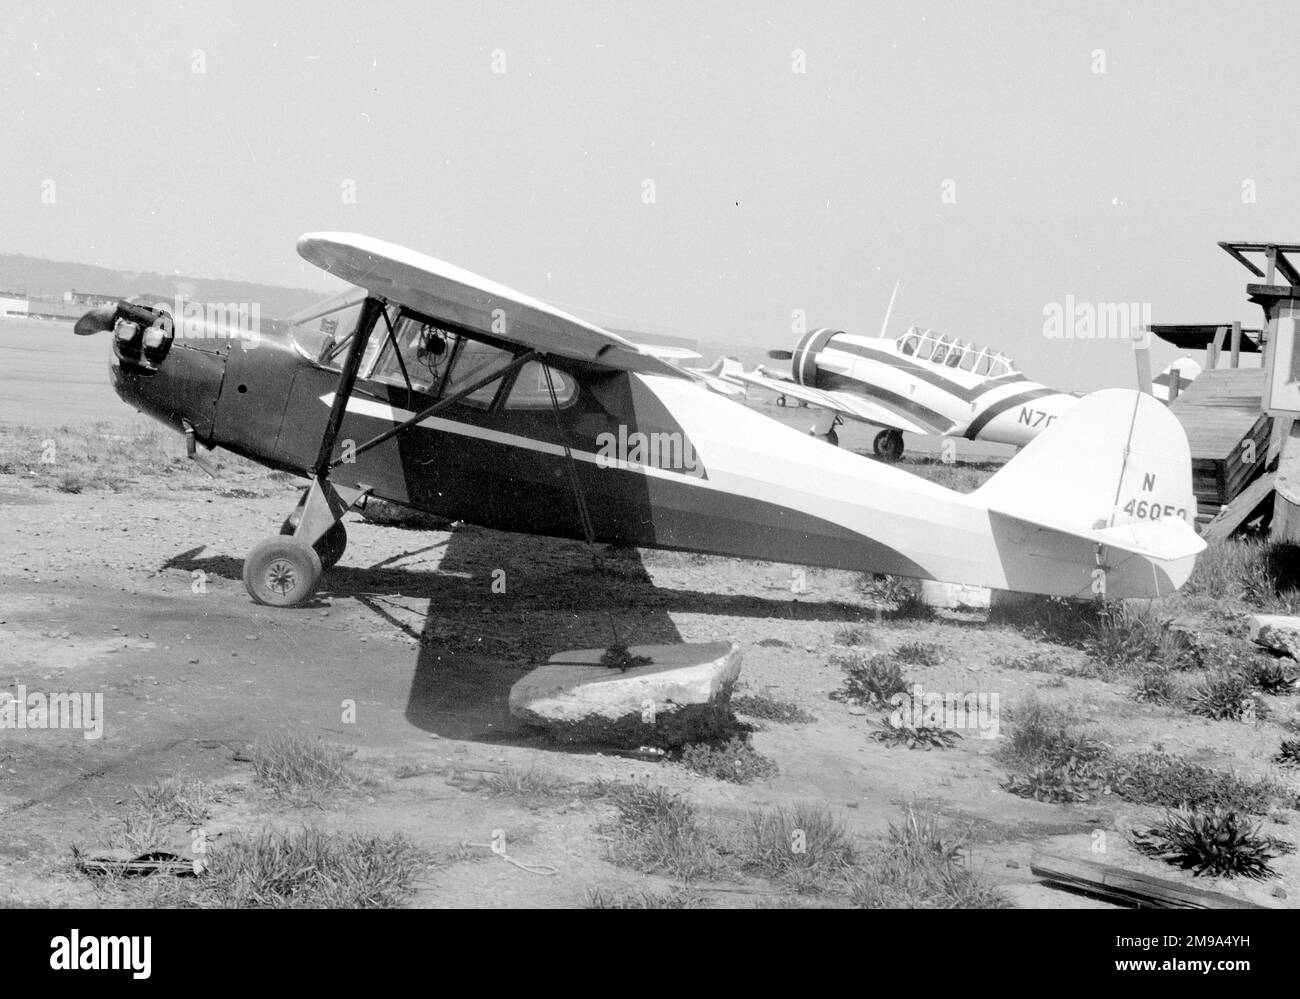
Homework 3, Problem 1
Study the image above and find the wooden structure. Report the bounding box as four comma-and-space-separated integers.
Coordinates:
1167, 367, 1271, 523
1144, 242, 1300, 536
1031, 853, 1272, 909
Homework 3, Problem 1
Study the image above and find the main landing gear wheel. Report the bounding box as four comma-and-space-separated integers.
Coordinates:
873, 429, 904, 461
279, 515, 348, 569
243, 537, 323, 607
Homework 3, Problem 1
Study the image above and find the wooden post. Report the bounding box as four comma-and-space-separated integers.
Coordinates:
1169, 370, 1181, 402
1133, 337, 1153, 396
1208, 325, 1227, 370
1230, 321, 1242, 368
1271, 420, 1300, 542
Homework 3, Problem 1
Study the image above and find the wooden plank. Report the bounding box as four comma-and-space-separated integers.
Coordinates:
1202, 470, 1276, 541
1030, 853, 1270, 909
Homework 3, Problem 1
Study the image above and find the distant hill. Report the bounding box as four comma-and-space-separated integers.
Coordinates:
0, 253, 327, 320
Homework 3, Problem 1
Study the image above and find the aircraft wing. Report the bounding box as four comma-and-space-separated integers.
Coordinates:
734, 368, 938, 436
297, 233, 685, 377
636, 343, 704, 365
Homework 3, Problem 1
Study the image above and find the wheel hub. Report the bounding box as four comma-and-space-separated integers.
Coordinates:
265, 559, 298, 594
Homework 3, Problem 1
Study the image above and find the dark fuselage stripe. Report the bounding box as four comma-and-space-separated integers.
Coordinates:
824, 336, 1029, 402
796, 328, 838, 386
963, 387, 1059, 440
818, 374, 956, 435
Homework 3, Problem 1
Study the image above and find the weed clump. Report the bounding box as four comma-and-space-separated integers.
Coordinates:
1131, 808, 1295, 879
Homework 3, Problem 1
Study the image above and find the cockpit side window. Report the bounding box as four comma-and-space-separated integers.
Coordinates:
915, 334, 935, 360
900, 333, 920, 356
369, 316, 453, 394
440, 335, 516, 407
504, 360, 578, 409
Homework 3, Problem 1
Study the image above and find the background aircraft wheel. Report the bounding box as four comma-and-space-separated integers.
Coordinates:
279, 517, 347, 569
243, 537, 323, 607
873, 429, 904, 461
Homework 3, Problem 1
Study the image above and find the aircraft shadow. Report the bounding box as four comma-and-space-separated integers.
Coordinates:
162, 523, 866, 747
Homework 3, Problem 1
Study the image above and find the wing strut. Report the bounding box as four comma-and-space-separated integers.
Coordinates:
291, 295, 389, 550
543, 359, 602, 571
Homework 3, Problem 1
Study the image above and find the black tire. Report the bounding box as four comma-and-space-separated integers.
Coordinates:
280, 517, 347, 569
824, 428, 839, 447
873, 429, 904, 461
243, 537, 322, 607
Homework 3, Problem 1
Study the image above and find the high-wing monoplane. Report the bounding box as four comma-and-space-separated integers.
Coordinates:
74, 233, 1203, 607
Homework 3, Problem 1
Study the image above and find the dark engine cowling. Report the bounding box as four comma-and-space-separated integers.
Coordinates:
790, 327, 841, 386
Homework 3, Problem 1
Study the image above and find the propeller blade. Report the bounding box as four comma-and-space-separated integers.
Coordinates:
767, 349, 794, 361
74, 305, 118, 337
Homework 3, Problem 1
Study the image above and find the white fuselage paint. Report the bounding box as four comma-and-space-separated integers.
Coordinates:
324, 374, 1199, 600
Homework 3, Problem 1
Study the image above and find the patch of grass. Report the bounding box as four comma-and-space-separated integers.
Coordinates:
1084, 605, 1193, 676
901, 454, 1000, 492
1244, 657, 1299, 694
1131, 808, 1295, 879
133, 778, 213, 826
988, 595, 1098, 648
849, 805, 1012, 909
1181, 538, 1300, 612
248, 733, 353, 796
756, 637, 790, 648
829, 651, 910, 708
832, 623, 872, 646
678, 736, 778, 784
585, 887, 707, 908
192, 828, 424, 907
601, 783, 722, 881
1185, 672, 1264, 721
855, 574, 934, 620
1131, 666, 1179, 704
1109, 752, 1278, 814
998, 695, 1113, 803
740, 804, 856, 891
104, 813, 169, 855
1275, 739, 1300, 767
482, 765, 565, 799
731, 693, 815, 724
892, 641, 945, 667
871, 719, 962, 750
991, 651, 1067, 674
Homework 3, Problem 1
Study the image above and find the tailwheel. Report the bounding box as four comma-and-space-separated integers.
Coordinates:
873, 429, 904, 461
243, 537, 323, 607
280, 515, 347, 569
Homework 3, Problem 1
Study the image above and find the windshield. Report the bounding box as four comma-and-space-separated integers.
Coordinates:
287, 287, 374, 366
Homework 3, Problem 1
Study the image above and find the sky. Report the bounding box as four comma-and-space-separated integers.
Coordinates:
1, 0, 1296, 390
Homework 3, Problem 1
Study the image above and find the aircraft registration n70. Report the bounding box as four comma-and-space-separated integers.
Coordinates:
74, 233, 1204, 607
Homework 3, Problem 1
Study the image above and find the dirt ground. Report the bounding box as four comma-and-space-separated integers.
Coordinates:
1, 324, 1297, 908
1, 423, 1296, 909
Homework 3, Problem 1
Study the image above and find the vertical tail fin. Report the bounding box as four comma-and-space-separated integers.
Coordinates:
974, 388, 1203, 596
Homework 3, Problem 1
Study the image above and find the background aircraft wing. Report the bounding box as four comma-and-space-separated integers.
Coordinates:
297, 232, 685, 376
734, 368, 937, 435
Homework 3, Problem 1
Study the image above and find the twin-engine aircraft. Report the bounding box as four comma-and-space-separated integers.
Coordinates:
735, 327, 1080, 459
75, 232, 1203, 607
